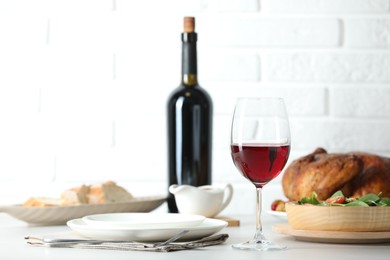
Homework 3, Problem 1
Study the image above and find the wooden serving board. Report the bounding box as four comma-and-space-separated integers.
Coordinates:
215, 216, 240, 227
273, 223, 390, 244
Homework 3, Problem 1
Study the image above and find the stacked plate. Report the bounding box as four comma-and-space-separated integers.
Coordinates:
67, 213, 228, 242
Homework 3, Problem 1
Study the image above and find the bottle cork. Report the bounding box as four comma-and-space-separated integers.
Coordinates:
183, 17, 195, 33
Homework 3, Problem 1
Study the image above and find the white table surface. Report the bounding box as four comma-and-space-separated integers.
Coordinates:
0, 212, 389, 260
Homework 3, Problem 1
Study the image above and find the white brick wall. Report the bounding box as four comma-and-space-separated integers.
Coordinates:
268, 53, 390, 82
200, 18, 341, 47
267, 0, 390, 13
0, 0, 389, 216
345, 18, 390, 48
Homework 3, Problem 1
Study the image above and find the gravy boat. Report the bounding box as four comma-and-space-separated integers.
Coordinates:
169, 183, 233, 218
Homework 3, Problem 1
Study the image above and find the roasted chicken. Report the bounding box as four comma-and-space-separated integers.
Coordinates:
282, 148, 390, 201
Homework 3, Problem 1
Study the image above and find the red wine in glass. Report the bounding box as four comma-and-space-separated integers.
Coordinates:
230, 97, 290, 251
231, 144, 290, 188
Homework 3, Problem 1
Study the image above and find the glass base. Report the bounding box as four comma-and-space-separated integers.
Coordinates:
232, 239, 287, 251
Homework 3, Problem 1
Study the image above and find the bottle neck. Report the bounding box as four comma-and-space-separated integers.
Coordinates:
181, 32, 198, 86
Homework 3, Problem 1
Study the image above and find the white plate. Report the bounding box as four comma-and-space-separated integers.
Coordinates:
67, 218, 228, 242
0, 196, 166, 225
266, 210, 287, 220
82, 213, 205, 229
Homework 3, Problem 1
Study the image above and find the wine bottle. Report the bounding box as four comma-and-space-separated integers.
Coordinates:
167, 17, 213, 213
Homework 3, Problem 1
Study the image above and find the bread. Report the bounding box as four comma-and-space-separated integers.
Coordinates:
282, 148, 390, 201
86, 181, 133, 204
23, 197, 65, 207
23, 181, 133, 207
61, 184, 90, 205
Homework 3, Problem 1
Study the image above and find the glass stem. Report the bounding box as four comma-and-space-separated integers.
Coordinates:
254, 187, 265, 241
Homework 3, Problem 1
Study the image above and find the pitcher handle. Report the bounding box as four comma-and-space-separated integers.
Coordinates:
219, 183, 234, 212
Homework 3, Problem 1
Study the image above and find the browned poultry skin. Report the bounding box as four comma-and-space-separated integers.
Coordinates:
282, 148, 364, 201
342, 152, 390, 198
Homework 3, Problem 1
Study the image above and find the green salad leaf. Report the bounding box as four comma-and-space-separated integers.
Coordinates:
297, 190, 389, 207
330, 190, 344, 198
357, 193, 381, 206
298, 192, 321, 205
379, 198, 390, 206
344, 200, 369, 207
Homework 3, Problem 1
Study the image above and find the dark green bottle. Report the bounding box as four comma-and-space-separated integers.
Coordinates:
167, 17, 213, 213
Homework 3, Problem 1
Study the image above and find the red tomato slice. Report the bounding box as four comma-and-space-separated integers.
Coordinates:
326, 196, 345, 204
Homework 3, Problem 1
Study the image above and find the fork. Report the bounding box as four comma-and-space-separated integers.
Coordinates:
40, 230, 190, 248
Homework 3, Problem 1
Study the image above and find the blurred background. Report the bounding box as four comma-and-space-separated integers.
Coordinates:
0, 0, 390, 215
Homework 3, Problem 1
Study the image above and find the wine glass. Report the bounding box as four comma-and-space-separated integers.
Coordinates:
230, 97, 291, 251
